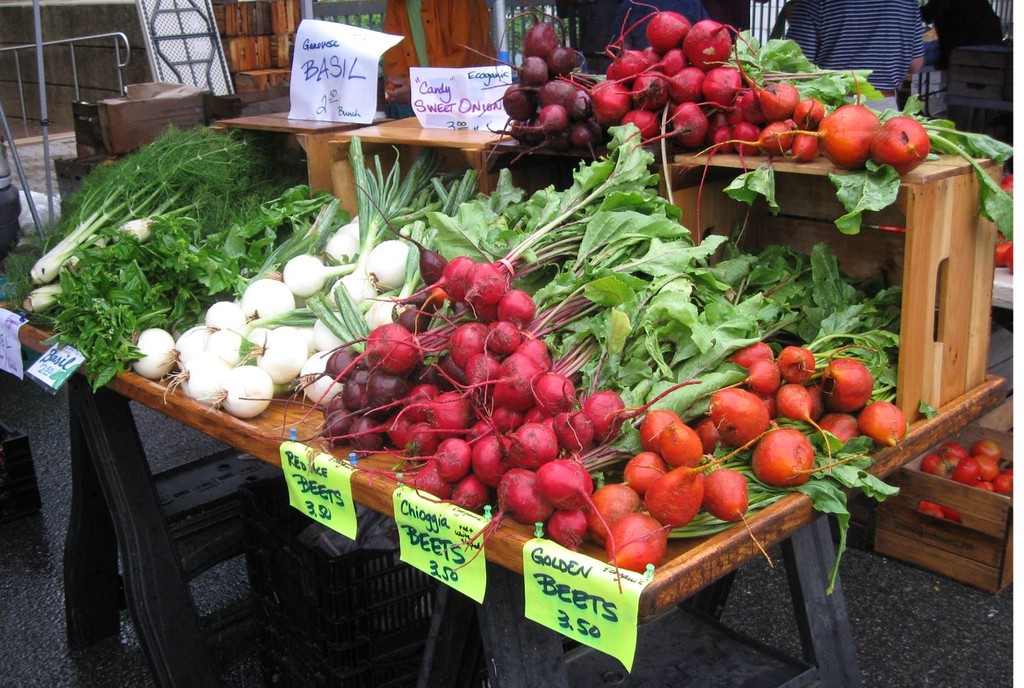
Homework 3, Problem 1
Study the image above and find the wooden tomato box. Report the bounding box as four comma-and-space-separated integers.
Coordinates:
948, 45, 1013, 103
873, 423, 1012, 593
670, 154, 1000, 423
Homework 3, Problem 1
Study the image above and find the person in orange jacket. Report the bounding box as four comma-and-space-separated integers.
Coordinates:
382, 0, 496, 118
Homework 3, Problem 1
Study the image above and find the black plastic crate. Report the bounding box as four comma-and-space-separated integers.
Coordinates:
1, 424, 40, 522
240, 478, 437, 687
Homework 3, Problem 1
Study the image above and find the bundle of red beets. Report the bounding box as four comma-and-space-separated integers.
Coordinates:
502, 12, 931, 174
315, 256, 647, 561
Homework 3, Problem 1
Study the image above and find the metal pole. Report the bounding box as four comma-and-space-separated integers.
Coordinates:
33, 0, 55, 227
492, 0, 508, 66
0, 104, 45, 239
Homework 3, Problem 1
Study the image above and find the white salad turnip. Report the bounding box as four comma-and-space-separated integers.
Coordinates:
324, 229, 360, 264
174, 325, 213, 366
181, 350, 233, 407
300, 350, 344, 407
312, 318, 345, 352
282, 254, 354, 299
204, 300, 247, 332
257, 326, 310, 384
132, 327, 177, 380
241, 278, 296, 320
365, 240, 410, 291
221, 365, 275, 419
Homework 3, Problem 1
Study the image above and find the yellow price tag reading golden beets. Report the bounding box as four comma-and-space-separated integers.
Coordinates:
522, 538, 649, 672
393, 485, 488, 603
281, 441, 358, 540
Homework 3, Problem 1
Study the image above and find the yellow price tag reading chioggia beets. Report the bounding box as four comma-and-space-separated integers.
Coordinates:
522, 538, 650, 672
280, 441, 358, 540
393, 485, 489, 603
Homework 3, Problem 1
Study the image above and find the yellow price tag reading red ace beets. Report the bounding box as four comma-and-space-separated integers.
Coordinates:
281, 441, 357, 540
393, 485, 488, 602
523, 538, 649, 672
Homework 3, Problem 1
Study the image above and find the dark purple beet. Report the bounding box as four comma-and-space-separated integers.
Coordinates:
566, 88, 592, 122
538, 79, 577, 109
349, 415, 385, 451
325, 346, 356, 380
545, 45, 580, 77
437, 354, 468, 387
324, 408, 356, 443
419, 248, 448, 285
537, 104, 569, 135
518, 56, 550, 88
569, 120, 603, 151
341, 369, 370, 412
365, 371, 412, 409
523, 21, 559, 59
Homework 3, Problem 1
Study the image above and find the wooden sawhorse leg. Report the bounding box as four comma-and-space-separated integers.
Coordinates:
419, 564, 570, 688
782, 516, 863, 688
63, 376, 220, 687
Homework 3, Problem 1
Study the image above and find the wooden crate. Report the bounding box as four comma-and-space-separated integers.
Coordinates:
948, 45, 1013, 102
670, 155, 1000, 423
271, 0, 301, 34
72, 100, 105, 158
233, 68, 292, 92
269, 33, 294, 69
874, 423, 1013, 593
203, 86, 290, 122
212, 2, 227, 36
222, 0, 273, 36
225, 36, 272, 72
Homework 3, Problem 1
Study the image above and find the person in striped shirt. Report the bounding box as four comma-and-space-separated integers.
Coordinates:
783, 0, 925, 111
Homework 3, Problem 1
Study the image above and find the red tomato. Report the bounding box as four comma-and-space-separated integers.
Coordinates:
918, 500, 945, 518
1007, 248, 1014, 273
939, 441, 969, 463
926, 456, 952, 478
951, 456, 981, 485
977, 481, 995, 492
940, 505, 962, 522
920, 452, 943, 475
970, 438, 1003, 462
993, 471, 1013, 494
1000, 173, 1013, 194
995, 241, 1013, 268
975, 455, 1000, 482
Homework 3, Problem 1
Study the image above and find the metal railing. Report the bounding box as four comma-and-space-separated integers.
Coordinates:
0, 31, 132, 130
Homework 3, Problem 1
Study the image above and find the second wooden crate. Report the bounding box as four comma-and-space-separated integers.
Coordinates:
874, 423, 1013, 594
948, 45, 1013, 102
670, 154, 1000, 422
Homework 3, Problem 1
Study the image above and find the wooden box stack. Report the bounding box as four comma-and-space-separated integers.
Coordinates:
670, 155, 1000, 424
874, 424, 1013, 594
948, 45, 1013, 103
213, 0, 300, 93
71, 101, 105, 158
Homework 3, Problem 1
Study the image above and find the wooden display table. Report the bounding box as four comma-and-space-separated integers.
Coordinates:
211, 112, 365, 194
17, 323, 1009, 687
